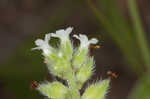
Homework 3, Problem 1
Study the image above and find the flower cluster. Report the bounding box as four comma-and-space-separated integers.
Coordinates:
32, 27, 110, 99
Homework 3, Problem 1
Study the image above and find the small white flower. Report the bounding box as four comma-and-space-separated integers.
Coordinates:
32, 33, 52, 55
73, 34, 98, 49
51, 27, 73, 42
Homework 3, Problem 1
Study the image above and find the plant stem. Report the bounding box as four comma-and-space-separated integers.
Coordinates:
67, 70, 80, 99
128, 0, 150, 70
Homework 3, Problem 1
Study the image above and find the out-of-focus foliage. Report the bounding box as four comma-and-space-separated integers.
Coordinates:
86, 0, 145, 74
85, 0, 150, 98
129, 74, 150, 99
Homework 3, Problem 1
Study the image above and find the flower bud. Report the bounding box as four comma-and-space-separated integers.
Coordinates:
82, 80, 110, 99
37, 81, 69, 99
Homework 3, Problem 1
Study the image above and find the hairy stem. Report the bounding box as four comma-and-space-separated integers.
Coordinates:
67, 70, 80, 99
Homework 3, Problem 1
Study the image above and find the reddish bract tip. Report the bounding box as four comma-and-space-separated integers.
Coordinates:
89, 45, 100, 50
107, 71, 118, 79
30, 81, 38, 89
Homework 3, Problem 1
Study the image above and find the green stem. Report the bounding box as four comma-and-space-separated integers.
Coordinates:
67, 70, 80, 99
128, 0, 150, 69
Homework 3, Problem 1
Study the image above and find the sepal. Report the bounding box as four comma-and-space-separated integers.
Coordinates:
48, 58, 71, 79
37, 81, 69, 99
76, 57, 94, 89
82, 80, 110, 99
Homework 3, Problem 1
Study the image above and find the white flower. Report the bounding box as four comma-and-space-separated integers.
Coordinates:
51, 27, 73, 42
32, 33, 52, 55
73, 34, 98, 49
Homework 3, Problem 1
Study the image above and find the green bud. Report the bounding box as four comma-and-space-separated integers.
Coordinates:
76, 57, 94, 89
72, 48, 88, 70
37, 81, 69, 99
82, 80, 110, 99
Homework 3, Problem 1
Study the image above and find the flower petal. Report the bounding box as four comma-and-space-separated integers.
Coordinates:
32, 33, 52, 55
73, 34, 98, 48
51, 27, 73, 42
89, 38, 98, 44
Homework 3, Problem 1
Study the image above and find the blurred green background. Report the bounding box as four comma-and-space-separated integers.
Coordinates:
0, 0, 150, 99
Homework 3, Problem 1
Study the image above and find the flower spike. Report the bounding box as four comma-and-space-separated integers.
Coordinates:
32, 27, 110, 99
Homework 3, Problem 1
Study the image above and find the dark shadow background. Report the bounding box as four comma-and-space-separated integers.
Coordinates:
0, 0, 150, 99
